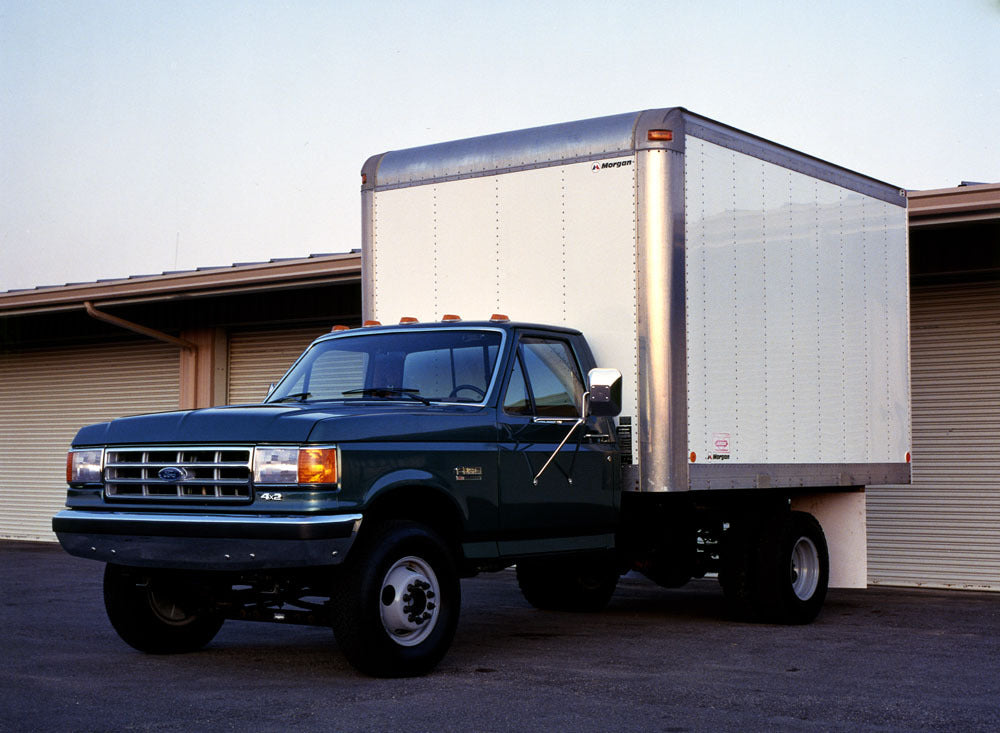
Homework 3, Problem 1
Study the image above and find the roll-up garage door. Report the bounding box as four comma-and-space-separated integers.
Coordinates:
227, 327, 329, 405
868, 281, 1000, 590
0, 341, 180, 541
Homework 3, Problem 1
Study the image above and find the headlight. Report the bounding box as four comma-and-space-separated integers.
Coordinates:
254, 446, 339, 486
67, 449, 104, 484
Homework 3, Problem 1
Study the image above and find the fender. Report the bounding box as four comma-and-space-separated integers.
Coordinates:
360, 468, 499, 562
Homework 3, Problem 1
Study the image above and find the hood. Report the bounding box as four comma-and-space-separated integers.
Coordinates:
72, 402, 494, 446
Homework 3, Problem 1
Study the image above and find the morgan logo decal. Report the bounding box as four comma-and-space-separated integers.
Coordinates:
592, 159, 633, 171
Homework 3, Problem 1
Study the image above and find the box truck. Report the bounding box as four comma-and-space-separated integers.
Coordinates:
55, 108, 910, 677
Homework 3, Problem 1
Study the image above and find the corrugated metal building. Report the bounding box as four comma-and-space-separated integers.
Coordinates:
867, 183, 1000, 589
2, 184, 999, 591
0, 252, 361, 540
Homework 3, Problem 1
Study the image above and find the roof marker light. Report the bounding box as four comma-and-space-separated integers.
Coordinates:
490, 313, 510, 322
399, 316, 419, 324
363, 320, 382, 327
441, 314, 462, 322
648, 129, 673, 141
330, 325, 351, 332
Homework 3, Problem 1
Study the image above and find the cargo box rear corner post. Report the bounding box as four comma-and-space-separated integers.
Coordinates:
54, 108, 910, 677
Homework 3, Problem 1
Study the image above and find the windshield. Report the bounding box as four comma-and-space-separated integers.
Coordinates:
267, 329, 504, 404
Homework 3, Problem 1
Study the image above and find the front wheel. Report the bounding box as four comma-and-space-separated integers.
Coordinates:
332, 520, 460, 677
103, 565, 224, 654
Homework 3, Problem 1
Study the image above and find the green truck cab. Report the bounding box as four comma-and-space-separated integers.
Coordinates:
55, 319, 624, 676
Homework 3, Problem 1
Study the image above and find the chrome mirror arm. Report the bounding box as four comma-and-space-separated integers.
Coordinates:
532, 392, 590, 485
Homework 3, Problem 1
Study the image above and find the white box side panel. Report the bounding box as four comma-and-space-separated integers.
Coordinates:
496, 167, 565, 318
560, 160, 638, 419
372, 185, 438, 321
434, 176, 501, 318
685, 137, 909, 466
371, 159, 639, 417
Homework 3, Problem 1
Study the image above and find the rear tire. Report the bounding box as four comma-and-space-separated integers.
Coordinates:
332, 520, 460, 677
720, 511, 829, 624
103, 564, 223, 654
516, 554, 619, 612
755, 511, 829, 624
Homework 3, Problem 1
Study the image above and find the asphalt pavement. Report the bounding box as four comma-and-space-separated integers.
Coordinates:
2, 540, 999, 732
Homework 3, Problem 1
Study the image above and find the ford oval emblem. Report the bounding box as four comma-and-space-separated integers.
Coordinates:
158, 466, 188, 482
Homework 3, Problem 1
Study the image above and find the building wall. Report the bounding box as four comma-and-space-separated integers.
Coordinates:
868, 280, 1000, 589
0, 341, 180, 540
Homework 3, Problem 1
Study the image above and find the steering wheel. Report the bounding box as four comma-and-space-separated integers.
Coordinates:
448, 384, 486, 401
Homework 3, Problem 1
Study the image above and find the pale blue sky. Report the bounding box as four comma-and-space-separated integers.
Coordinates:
1, 0, 998, 292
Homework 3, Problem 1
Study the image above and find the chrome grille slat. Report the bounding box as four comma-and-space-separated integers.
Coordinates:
104, 446, 253, 502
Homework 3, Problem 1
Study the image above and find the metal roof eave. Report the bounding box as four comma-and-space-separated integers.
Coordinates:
0, 252, 362, 318
908, 183, 1000, 227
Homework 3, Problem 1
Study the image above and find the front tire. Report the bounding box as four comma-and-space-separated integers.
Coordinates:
332, 520, 460, 677
103, 564, 224, 654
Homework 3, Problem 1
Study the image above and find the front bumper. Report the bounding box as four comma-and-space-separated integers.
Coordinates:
52, 510, 363, 571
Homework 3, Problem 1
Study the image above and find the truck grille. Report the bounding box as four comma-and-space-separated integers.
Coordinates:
104, 447, 253, 502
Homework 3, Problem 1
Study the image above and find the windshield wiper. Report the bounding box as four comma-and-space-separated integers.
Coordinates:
341, 387, 431, 406
270, 392, 312, 403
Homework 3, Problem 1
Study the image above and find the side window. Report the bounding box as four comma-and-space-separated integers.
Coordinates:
502, 356, 530, 415
503, 337, 585, 417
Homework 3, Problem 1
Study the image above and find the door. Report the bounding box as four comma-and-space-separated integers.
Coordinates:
496, 333, 618, 556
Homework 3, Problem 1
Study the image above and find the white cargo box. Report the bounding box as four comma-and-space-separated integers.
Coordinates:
362, 108, 911, 496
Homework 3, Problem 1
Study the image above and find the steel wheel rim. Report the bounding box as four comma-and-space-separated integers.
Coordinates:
148, 588, 196, 626
790, 537, 820, 601
379, 555, 440, 647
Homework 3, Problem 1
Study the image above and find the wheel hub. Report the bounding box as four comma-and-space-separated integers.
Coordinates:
790, 536, 820, 601
379, 556, 440, 647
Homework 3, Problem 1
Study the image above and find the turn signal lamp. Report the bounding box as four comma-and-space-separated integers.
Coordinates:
648, 129, 673, 141
298, 448, 339, 485
441, 314, 462, 322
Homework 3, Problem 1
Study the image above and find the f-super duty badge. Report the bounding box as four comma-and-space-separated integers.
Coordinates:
454, 466, 483, 481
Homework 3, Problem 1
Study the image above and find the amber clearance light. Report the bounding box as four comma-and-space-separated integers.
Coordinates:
298, 447, 339, 484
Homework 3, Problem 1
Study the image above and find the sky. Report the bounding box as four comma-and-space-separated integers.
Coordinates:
1, 0, 998, 293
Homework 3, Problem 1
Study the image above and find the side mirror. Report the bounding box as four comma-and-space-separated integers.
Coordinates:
586, 367, 622, 417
